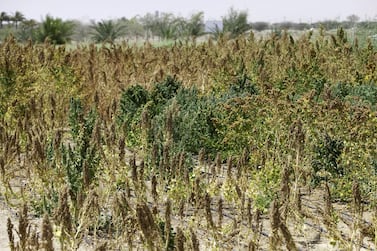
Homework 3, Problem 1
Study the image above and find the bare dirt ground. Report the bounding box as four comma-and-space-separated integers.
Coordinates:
0, 153, 375, 250
1, 185, 375, 250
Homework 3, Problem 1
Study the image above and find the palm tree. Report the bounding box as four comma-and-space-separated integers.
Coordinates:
90, 20, 125, 43
37, 15, 75, 44
155, 13, 179, 40
18, 19, 38, 42
12, 11, 25, 29
0, 12, 10, 28
186, 12, 205, 39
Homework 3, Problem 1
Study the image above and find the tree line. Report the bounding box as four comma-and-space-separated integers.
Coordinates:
0, 9, 375, 44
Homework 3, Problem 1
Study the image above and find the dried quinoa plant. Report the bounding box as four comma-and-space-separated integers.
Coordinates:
190, 228, 200, 251
41, 214, 54, 251
7, 218, 15, 251
136, 202, 162, 249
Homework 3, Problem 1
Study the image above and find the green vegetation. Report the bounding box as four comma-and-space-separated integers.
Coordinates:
1, 9, 377, 47
36, 15, 75, 44
222, 8, 251, 38
1, 12, 377, 250
90, 20, 125, 43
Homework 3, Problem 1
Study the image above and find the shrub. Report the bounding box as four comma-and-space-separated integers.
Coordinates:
150, 76, 181, 114
331, 82, 377, 107
62, 98, 100, 206
311, 133, 344, 186
152, 87, 219, 154
118, 84, 149, 146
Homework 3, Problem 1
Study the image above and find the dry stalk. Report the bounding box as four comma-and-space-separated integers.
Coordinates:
247, 198, 252, 228
226, 156, 233, 180
125, 179, 131, 198
269, 198, 280, 250
175, 227, 186, 251
280, 165, 290, 222
152, 205, 158, 217
184, 167, 190, 185
151, 175, 158, 204
82, 160, 90, 189
7, 218, 15, 251
179, 199, 185, 219
178, 152, 185, 175
252, 208, 263, 250
295, 188, 302, 216
162, 142, 171, 177
42, 214, 54, 251
18, 203, 29, 251
130, 153, 137, 182
193, 177, 202, 212
211, 162, 217, 180
165, 109, 173, 141
114, 190, 131, 223
138, 160, 145, 192
81, 190, 100, 232
232, 216, 238, 232
151, 143, 158, 167
94, 241, 108, 251
30, 227, 40, 250
352, 181, 363, 251
205, 192, 214, 229
279, 219, 298, 251
352, 181, 362, 217
136, 202, 162, 250
248, 239, 256, 251
55, 187, 72, 238
164, 199, 172, 250
323, 182, 333, 226
215, 152, 222, 176
198, 148, 205, 166
218, 198, 223, 229
171, 155, 178, 179
241, 147, 249, 167
190, 228, 200, 251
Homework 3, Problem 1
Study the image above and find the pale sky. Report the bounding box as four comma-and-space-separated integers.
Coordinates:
2, 0, 377, 23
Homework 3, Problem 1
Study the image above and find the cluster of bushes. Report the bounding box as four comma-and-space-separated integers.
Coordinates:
117, 75, 258, 158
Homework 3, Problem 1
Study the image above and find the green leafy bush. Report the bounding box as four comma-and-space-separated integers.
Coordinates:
62, 98, 100, 205
152, 86, 219, 154
311, 133, 344, 186
118, 75, 261, 158
150, 76, 181, 114
118, 84, 149, 124
118, 84, 149, 146
331, 81, 377, 107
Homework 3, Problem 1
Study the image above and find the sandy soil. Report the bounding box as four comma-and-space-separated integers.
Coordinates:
0, 155, 375, 250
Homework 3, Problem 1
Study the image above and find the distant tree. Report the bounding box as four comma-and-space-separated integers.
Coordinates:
0, 12, 10, 28
292, 22, 311, 30
123, 17, 144, 39
141, 12, 160, 39
276, 21, 294, 30
347, 14, 360, 24
222, 8, 250, 38
71, 20, 91, 42
156, 13, 179, 40
37, 15, 75, 44
90, 20, 125, 43
316, 20, 341, 30
252, 22, 270, 31
12, 11, 25, 29
174, 16, 189, 38
186, 12, 205, 38
18, 19, 38, 42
